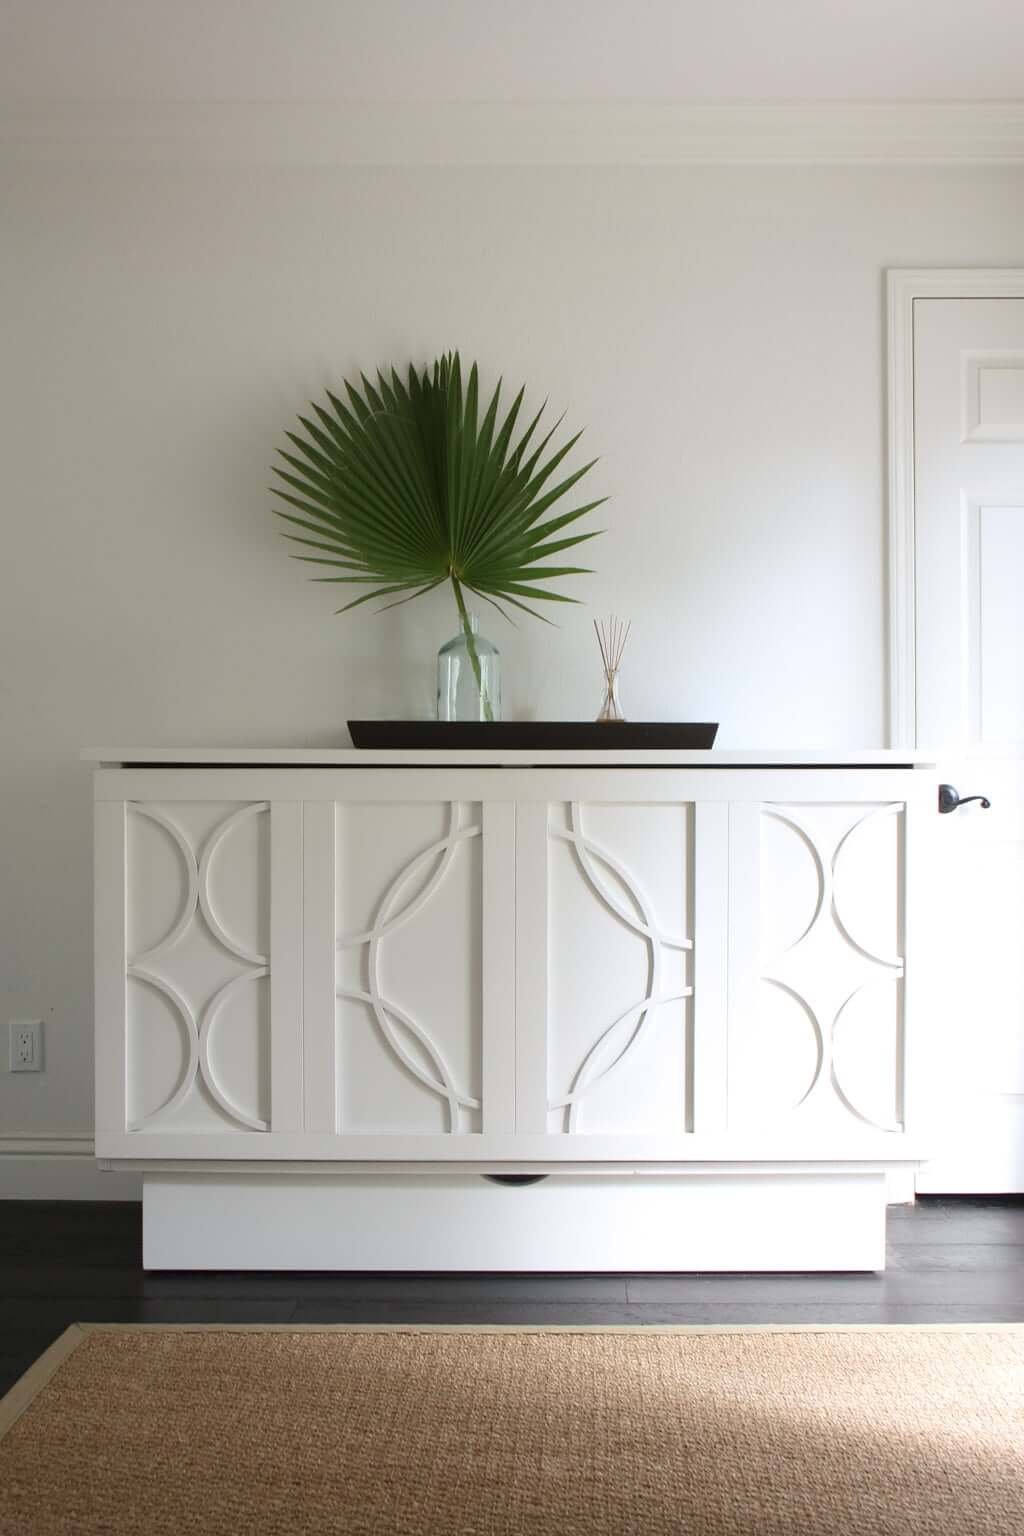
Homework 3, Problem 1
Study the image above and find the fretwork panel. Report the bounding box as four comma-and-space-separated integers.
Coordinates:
334, 799, 483, 1135
124, 800, 271, 1135
544, 800, 694, 1135
729, 801, 905, 1134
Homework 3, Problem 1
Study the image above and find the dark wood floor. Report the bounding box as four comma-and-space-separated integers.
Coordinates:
2, 1196, 1023, 1398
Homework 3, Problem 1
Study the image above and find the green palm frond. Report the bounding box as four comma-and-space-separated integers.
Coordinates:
271, 352, 606, 627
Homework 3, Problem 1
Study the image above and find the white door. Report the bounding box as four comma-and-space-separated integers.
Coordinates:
912, 295, 1024, 1192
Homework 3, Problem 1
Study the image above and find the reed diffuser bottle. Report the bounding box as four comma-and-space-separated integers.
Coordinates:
594, 615, 630, 723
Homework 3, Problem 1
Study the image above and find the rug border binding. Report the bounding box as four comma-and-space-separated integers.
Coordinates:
4, 1320, 1024, 1444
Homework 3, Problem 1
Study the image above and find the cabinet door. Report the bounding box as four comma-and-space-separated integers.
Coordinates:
96, 794, 303, 1149
727, 797, 909, 1141
96, 773, 517, 1158
513, 782, 728, 1142
510, 774, 918, 1156
301, 785, 516, 1145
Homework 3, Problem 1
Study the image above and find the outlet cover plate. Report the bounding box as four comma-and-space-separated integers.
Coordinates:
9, 1019, 43, 1073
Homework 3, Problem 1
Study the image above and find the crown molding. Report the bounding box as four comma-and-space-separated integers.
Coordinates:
1, 100, 1024, 166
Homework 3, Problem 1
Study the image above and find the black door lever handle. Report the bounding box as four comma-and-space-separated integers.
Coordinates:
938, 784, 992, 814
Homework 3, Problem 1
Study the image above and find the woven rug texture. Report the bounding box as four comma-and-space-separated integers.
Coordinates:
1, 1327, 1023, 1535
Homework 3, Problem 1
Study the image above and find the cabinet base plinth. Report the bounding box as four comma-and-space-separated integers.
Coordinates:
142, 1169, 888, 1271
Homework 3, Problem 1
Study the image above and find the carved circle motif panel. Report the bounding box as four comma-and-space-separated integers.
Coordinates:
335, 802, 481, 1134
126, 802, 270, 1132
548, 803, 693, 1133
759, 804, 905, 1131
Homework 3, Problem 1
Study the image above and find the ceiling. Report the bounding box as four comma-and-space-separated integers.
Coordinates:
1, 0, 1023, 104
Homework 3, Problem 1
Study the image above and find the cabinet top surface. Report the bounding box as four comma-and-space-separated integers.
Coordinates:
82, 746, 936, 768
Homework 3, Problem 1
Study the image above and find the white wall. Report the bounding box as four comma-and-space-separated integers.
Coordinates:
2, 156, 1023, 1189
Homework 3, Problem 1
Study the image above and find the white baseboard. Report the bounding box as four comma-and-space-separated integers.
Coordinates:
0, 1135, 141, 1201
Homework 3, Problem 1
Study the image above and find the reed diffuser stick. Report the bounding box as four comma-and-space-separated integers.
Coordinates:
594, 615, 630, 722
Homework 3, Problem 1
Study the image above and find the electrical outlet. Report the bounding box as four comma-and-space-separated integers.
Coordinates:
9, 1019, 43, 1073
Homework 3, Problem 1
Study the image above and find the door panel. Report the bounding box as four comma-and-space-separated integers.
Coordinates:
912, 296, 1024, 1191
122, 799, 274, 1136
542, 799, 694, 1136
334, 798, 483, 1136
973, 504, 1024, 745
728, 800, 905, 1137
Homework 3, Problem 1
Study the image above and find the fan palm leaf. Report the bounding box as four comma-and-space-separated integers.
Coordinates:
272, 353, 606, 634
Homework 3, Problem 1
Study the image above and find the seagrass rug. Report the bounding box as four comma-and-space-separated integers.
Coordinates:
1, 1325, 1023, 1536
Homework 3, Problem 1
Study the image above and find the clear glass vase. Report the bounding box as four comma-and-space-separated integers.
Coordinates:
437, 611, 501, 722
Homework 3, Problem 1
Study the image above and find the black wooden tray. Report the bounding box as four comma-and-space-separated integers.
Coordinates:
347, 721, 719, 749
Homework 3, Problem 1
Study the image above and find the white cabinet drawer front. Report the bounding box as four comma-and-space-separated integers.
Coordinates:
728, 800, 906, 1136
125, 800, 272, 1135
333, 799, 484, 1136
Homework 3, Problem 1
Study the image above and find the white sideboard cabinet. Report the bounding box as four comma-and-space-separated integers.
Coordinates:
87, 748, 937, 1270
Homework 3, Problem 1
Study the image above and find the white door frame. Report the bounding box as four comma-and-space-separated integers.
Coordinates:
886, 268, 1024, 749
